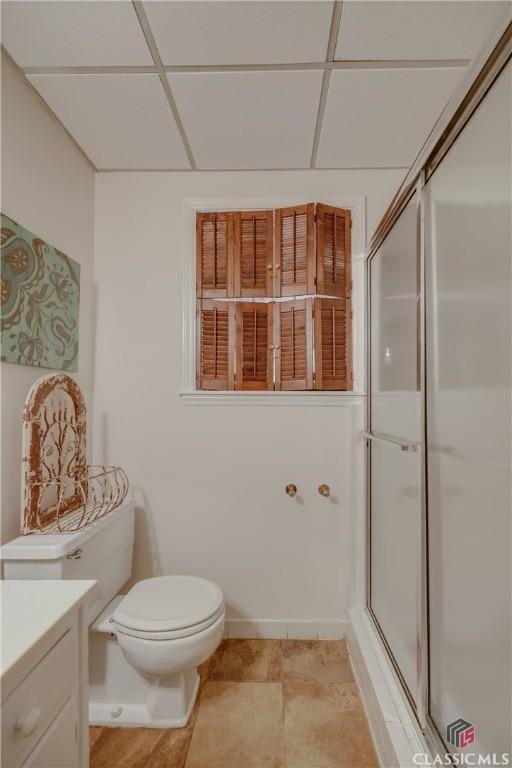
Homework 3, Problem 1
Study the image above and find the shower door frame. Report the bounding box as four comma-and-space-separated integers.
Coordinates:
364, 177, 426, 720
364, 18, 512, 759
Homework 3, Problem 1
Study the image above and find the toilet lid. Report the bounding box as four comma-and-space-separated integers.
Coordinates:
113, 575, 224, 634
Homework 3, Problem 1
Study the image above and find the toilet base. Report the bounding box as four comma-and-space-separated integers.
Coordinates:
89, 628, 200, 728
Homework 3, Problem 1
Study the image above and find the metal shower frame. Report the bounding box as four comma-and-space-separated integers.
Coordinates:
364, 17, 512, 760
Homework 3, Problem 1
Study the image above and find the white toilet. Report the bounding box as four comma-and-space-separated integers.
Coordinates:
1, 498, 225, 728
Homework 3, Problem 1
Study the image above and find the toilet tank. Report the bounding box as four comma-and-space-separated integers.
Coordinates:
0, 497, 134, 624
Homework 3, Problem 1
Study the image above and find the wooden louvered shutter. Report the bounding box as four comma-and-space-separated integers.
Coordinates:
233, 211, 273, 297
275, 204, 315, 297
196, 300, 235, 390
275, 298, 313, 390
316, 204, 351, 298
235, 302, 273, 390
196, 212, 234, 297
314, 298, 352, 390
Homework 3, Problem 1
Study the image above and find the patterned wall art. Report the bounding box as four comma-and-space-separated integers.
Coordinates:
1, 213, 80, 371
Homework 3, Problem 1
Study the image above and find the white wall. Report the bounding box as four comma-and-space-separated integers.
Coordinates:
93, 169, 404, 631
0, 50, 95, 543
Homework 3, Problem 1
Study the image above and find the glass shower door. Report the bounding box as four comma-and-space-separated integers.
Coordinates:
425, 59, 512, 755
368, 195, 421, 705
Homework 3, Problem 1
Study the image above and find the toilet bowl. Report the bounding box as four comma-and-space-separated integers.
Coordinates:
114, 575, 225, 678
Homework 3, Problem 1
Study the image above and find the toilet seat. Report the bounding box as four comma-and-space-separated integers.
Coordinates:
113, 575, 224, 641
115, 604, 225, 641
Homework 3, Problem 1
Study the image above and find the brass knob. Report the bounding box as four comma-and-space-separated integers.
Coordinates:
318, 484, 331, 497
285, 484, 297, 497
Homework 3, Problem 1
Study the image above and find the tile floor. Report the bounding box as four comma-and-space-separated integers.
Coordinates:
90, 639, 379, 768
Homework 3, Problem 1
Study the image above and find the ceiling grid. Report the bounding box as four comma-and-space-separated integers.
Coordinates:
21, 60, 471, 76
310, 1, 343, 167
131, 0, 197, 169
1, 0, 509, 171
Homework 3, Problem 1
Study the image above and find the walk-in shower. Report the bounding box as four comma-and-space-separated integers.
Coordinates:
365, 21, 512, 760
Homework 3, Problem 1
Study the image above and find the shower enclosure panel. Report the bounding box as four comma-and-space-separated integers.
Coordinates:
368, 194, 421, 707
366, 38, 512, 757
425, 58, 512, 756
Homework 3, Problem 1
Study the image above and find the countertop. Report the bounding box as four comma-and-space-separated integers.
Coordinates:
1, 580, 97, 694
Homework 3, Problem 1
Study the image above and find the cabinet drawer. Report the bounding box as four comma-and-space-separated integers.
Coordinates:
2, 628, 77, 768
23, 697, 78, 768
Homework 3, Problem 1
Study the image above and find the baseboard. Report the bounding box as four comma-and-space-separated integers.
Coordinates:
347, 608, 430, 768
224, 618, 348, 640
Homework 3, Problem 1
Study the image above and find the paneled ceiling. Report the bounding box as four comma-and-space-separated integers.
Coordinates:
1, 0, 509, 171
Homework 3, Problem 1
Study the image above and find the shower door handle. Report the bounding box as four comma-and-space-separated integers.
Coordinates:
363, 431, 419, 453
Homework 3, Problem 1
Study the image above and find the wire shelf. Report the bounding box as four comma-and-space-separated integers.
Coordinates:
22, 465, 129, 534
21, 374, 129, 535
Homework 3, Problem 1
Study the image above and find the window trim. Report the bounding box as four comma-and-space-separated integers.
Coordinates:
182, 196, 367, 402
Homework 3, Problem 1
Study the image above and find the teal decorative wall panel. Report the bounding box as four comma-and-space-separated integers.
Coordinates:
1, 214, 80, 370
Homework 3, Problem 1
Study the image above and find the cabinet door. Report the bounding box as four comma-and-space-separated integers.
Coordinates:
2, 628, 77, 768
196, 212, 234, 298
314, 298, 352, 390
275, 298, 313, 390
24, 698, 78, 768
316, 204, 351, 298
235, 302, 273, 390
275, 204, 315, 296
233, 211, 273, 297
196, 300, 235, 390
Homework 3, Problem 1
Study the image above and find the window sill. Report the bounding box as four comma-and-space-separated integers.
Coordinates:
179, 391, 365, 406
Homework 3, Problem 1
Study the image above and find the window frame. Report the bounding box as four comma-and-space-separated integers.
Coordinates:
182, 196, 367, 403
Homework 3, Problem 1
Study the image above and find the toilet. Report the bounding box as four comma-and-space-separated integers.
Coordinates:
0, 498, 225, 727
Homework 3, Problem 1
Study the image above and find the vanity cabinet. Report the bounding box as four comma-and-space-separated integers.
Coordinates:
1, 580, 96, 768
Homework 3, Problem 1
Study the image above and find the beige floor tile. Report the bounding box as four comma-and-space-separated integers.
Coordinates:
90, 643, 377, 768
208, 639, 282, 682
89, 658, 212, 768
282, 641, 353, 684
283, 682, 378, 768
143, 728, 194, 768
89, 727, 166, 768
185, 682, 285, 768
89, 726, 106, 749
197, 658, 211, 683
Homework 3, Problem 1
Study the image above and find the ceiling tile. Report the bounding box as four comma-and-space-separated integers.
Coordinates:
27, 74, 190, 169
1, 1, 152, 66
317, 68, 464, 168
145, 1, 333, 65
169, 71, 322, 169
335, 1, 510, 61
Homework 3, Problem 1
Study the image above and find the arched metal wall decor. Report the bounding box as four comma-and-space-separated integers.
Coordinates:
21, 373, 128, 534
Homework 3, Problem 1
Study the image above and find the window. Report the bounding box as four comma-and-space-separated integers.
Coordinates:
195, 203, 352, 391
